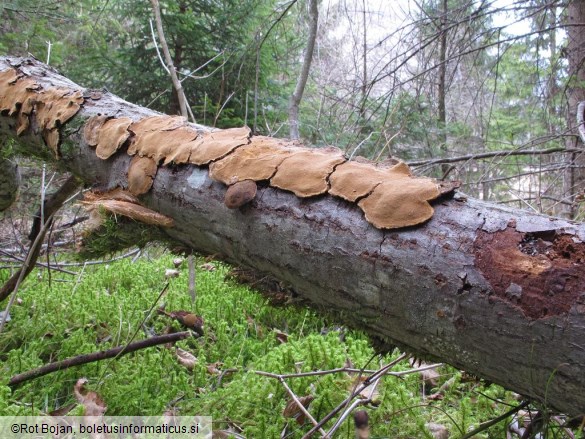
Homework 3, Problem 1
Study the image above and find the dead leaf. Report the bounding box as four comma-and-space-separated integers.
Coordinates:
425, 422, 450, 439
73, 378, 107, 416
165, 269, 180, 278
48, 403, 76, 416
206, 362, 222, 375
274, 329, 288, 344
175, 348, 198, 370
200, 262, 216, 271
283, 395, 315, 425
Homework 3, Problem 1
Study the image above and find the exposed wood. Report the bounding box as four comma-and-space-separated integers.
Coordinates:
1, 56, 585, 416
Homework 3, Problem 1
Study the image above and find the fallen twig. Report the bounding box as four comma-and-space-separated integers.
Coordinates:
301, 353, 409, 438
459, 400, 530, 439
9, 330, 192, 387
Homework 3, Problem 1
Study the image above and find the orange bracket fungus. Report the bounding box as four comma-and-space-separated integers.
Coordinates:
187, 126, 251, 166
127, 155, 158, 196
1, 64, 448, 231
270, 146, 346, 197
0, 68, 83, 157
208, 136, 293, 184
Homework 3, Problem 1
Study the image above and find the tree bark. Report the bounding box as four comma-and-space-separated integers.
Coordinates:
563, 0, 585, 219
1, 56, 585, 416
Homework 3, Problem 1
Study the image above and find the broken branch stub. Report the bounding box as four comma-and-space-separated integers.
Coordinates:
81, 198, 174, 228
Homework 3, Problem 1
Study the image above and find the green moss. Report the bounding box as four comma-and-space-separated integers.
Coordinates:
0, 255, 564, 437
78, 216, 170, 259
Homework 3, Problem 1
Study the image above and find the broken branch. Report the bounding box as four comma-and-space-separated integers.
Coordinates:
9, 330, 192, 387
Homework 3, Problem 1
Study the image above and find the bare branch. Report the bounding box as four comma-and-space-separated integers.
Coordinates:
408, 147, 583, 167
9, 331, 192, 387
577, 101, 585, 144
150, 0, 189, 119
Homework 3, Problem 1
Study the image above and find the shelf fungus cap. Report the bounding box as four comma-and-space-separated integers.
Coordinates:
329, 160, 411, 202
357, 177, 440, 229
270, 147, 346, 197
209, 136, 294, 184
224, 179, 257, 209
188, 126, 251, 166
127, 155, 158, 196
93, 117, 133, 160
128, 126, 199, 164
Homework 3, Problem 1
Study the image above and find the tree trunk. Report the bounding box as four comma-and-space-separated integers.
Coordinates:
563, 0, 585, 219
288, 0, 318, 140
438, 0, 448, 176
1, 56, 585, 416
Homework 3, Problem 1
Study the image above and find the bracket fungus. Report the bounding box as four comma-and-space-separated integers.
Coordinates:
270, 147, 346, 197
329, 160, 412, 202
224, 180, 258, 209
127, 155, 158, 196
128, 124, 199, 164
357, 178, 440, 229
0, 67, 83, 157
209, 136, 294, 184
93, 117, 132, 160
187, 126, 251, 165
0, 60, 449, 232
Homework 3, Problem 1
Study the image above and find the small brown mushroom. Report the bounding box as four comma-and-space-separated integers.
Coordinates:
224, 180, 257, 209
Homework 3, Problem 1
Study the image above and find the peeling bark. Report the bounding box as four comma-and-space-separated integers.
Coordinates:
1, 56, 585, 416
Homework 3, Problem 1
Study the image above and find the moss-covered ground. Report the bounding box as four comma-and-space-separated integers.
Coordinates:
0, 253, 577, 438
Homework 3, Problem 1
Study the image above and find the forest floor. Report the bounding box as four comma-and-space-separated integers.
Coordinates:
0, 252, 579, 438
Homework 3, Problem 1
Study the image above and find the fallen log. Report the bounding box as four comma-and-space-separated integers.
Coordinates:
0, 56, 584, 416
